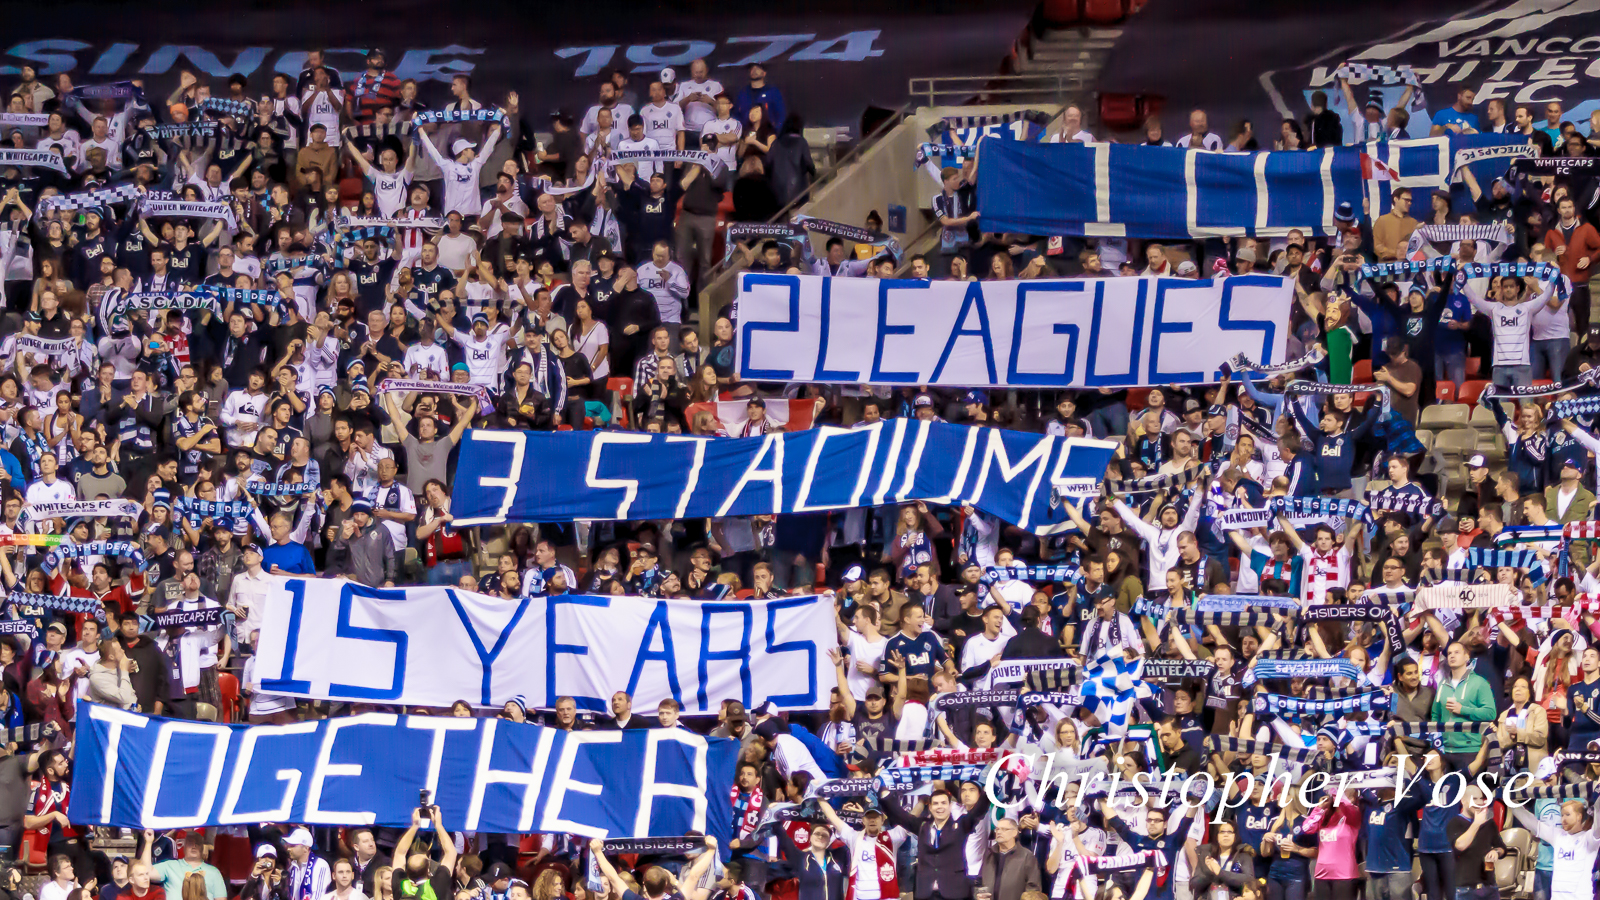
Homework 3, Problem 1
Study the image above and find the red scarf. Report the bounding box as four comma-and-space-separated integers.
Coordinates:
844, 832, 898, 900
730, 784, 764, 839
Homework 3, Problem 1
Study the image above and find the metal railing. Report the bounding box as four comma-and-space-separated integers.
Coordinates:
693, 101, 914, 337
906, 73, 1092, 108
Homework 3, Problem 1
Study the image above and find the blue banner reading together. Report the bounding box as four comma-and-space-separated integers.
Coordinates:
69, 701, 738, 837
975, 141, 1366, 239
448, 423, 1119, 534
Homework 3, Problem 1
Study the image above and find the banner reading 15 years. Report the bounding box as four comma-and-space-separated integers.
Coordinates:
734, 273, 1294, 388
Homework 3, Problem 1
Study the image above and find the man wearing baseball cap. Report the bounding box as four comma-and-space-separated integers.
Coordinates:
325, 500, 397, 588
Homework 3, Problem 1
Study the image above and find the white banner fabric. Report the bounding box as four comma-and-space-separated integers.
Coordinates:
733, 274, 1294, 388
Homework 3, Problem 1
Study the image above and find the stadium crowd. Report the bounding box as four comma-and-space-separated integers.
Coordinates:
0, 40, 1594, 900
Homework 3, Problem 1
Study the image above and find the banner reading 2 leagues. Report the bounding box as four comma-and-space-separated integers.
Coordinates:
251, 577, 835, 713
69, 701, 738, 837
734, 274, 1294, 388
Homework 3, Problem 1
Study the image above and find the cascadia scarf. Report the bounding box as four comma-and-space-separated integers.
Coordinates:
198, 97, 253, 120
43, 541, 146, 573
7, 591, 106, 621
980, 564, 1080, 586
109, 290, 219, 315
1252, 690, 1390, 720
1556, 750, 1600, 766
141, 122, 219, 141
0, 149, 67, 175
1230, 345, 1327, 375
28, 499, 143, 520
138, 198, 239, 233
1242, 656, 1362, 684
932, 689, 1021, 710
608, 148, 726, 177
374, 377, 494, 416
1204, 735, 1321, 765
37, 183, 143, 214
413, 107, 510, 129
1141, 658, 1216, 681
1106, 462, 1212, 495
599, 837, 704, 854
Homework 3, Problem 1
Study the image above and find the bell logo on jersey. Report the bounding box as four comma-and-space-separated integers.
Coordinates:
1320, 439, 1344, 457
1499, 314, 1518, 327
1368, 811, 1385, 826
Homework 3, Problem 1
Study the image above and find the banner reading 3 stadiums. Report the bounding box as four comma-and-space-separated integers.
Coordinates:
733, 274, 1293, 388
449, 424, 1120, 534
70, 701, 738, 837
251, 577, 836, 713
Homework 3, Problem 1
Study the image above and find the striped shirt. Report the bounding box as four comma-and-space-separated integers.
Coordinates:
1466, 287, 1546, 366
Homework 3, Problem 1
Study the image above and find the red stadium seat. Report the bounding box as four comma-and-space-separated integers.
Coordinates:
339, 177, 365, 206
1041, 0, 1082, 25
1125, 387, 1152, 412
1436, 382, 1457, 404
1458, 379, 1490, 408
217, 672, 239, 723
19, 829, 45, 873
1466, 357, 1482, 377
1083, 0, 1130, 23
1099, 94, 1142, 131
1352, 359, 1373, 384
606, 377, 634, 427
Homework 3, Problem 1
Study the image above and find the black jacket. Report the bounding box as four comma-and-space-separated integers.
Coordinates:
880, 792, 990, 899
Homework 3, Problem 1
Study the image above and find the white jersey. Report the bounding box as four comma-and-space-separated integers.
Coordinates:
1513, 807, 1600, 900
672, 79, 723, 132
700, 117, 741, 172
402, 342, 450, 381
300, 88, 345, 146
616, 136, 662, 181
1466, 283, 1549, 367
25, 478, 76, 508
220, 388, 269, 448
370, 168, 413, 217
636, 260, 689, 323
450, 329, 513, 387
639, 102, 684, 152
581, 102, 635, 137
419, 129, 499, 217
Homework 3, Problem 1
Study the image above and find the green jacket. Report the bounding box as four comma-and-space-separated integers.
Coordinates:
1431, 669, 1497, 752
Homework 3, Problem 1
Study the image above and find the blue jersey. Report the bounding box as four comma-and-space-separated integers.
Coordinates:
882, 631, 947, 678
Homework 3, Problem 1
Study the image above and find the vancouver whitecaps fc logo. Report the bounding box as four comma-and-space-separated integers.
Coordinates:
1261, 0, 1600, 139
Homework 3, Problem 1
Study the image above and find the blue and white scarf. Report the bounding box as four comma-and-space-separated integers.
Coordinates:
1494, 524, 1566, 546
202, 285, 286, 312
246, 481, 318, 498
69, 82, 144, 102
1230, 345, 1327, 375
873, 764, 987, 791
7, 591, 106, 622
0, 149, 67, 175
1242, 657, 1363, 684
37, 183, 143, 215
172, 497, 253, 527
414, 107, 510, 129
138, 197, 239, 233
1366, 487, 1445, 520
1267, 495, 1371, 524
1551, 396, 1600, 419
42, 541, 147, 573
607, 148, 726, 177
141, 122, 219, 141
1205, 734, 1321, 764
198, 97, 253, 120
1252, 690, 1391, 720
979, 564, 1080, 586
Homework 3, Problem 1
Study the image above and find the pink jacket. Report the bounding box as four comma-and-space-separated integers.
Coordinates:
1302, 797, 1362, 881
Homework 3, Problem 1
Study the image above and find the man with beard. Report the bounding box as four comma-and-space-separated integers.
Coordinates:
115, 611, 170, 713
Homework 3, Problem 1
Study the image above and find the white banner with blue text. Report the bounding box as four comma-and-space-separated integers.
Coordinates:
448, 423, 1120, 534
251, 577, 837, 713
733, 274, 1293, 388
67, 701, 738, 837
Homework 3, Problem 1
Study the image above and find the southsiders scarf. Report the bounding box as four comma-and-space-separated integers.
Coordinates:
244, 481, 318, 498
931, 689, 1021, 710
1229, 346, 1327, 375
609, 148, 727, 177
1252, 690, 1391, 720
1458, 261, 1567, 299
980, 564, 1080, 586
0, 149, 67, 175
205, 286, 286, 310
600, 837, 705, 854
1267, 495, 1371, 524
7, 591, 106, 621
1360, 257, 1458, 280
874, 764, 987, 791
172, 497, 253, 524
793, 215, 901, 255
1299, 603, 1406, 655
27, 499, 143, 519
374, 378, 494, 416
1285, 379, 1391, 414
42, 541, 147, 573
730, 784, 765, 838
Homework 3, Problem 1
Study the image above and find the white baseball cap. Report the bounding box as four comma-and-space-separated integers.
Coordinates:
284, 827, 313, 848
660, 67, 677, 85
451, 138, 473, 156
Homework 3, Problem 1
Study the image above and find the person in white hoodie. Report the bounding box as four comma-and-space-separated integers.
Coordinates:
414, 124, 501, 219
